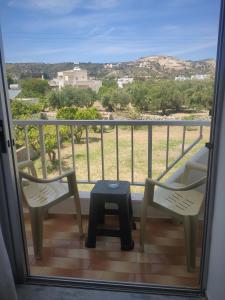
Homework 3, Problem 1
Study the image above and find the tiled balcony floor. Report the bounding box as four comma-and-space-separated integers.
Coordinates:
24, 213, 202, 287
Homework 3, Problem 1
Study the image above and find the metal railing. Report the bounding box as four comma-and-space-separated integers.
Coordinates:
13, 119, 210, 185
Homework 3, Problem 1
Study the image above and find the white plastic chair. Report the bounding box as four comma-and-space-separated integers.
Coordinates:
18, 160, 83, 259
140, 161, 207, 272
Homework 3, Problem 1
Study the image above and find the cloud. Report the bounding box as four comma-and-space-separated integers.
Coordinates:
8, 0, 120, 14
85, 0, 120, 10
168, 0, 196, 8
8, 0, 80, 14
167, 41, 217, 57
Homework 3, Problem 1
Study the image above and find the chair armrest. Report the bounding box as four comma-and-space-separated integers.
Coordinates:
18, 160, 37, 177
146, 176, 207, 191
19, 170, 75, 183
18, 160, 32, 169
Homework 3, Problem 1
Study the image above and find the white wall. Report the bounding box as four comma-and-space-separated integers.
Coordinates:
206, 101, 225, 299
0, 226, 18, 300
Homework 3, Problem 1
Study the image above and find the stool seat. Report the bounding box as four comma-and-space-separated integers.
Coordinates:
85, 180, 135, 251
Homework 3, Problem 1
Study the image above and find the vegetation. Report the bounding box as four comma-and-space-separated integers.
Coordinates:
47, 86, 97, 109
11, 100, 59, 162
99, 79, 213, 114
8, 57, 214, 184
12, 99, 101, 165
11, 77, 212, 181
32, 125, 210, 191
6, 57, 215, 81
7, 75, 15, 88
56, 107, 101, 142
11, 100, 43, 119
20, 78, 50, 98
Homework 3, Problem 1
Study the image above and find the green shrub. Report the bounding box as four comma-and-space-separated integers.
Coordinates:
20, 79, 49, 98
47, 86, 97, 109
56, 107, 101, 143
11, 100, 43, 119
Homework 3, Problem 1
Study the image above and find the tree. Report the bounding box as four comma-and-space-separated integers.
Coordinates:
100, 87, 131, 111
100, 88, 115, 111
11, 100, 43, 119
20, 79, 49, 98
56, 107, 101, 142
98, 79, 117, 99
11, 100, 59, 163
128, 81, 152, 111
47, 86, 97, 109
7, 75, 15, 88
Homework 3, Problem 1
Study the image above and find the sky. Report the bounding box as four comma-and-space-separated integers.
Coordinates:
0, 0, 221, 63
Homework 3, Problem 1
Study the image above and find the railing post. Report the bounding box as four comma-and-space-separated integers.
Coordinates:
116, 125, 119, 181
166, 125, 170, 169
39, 125, 47, 179
71, 126, 76, 171
24, 126, 30, 161
13, 119, 210, 186
100, 125, 105, 180
200, 125, 203, 138
86, 126, 90, 182
182, 126, 186, 154
131, 125, 134, 183
148, 125, 153, 178
56, 125, 62, 175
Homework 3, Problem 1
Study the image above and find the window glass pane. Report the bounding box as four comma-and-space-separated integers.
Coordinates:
0, 0, 220, 288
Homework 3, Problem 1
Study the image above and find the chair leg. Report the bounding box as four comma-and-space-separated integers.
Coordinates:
29, 208, 44, 260
140, 196, 148, 252
73, 194, 83, 238
183, 216, 197, 272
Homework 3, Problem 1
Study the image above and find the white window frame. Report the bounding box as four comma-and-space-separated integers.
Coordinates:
0, 1, 225, 295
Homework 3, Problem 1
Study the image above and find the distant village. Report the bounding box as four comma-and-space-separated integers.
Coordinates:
8, 61, 211, 103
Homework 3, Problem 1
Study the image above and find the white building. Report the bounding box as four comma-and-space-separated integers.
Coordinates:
139, 61, 152, 68
175, 76, 189, 81
56, 67, 102, 92
48, 78, 59, 90
117, 77, 134, 88
9, 84, 20, 90
8, 84, 21, 100
104, 64, 113, 69
175, 74, 209, 81
191, 74, 209, 80
175, 76, 190, 81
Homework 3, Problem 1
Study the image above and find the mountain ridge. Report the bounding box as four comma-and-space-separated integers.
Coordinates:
6, 55, 216, 80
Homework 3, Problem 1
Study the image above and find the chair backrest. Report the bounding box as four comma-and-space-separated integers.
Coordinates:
17, 160, 37, 177
17, 160, 39, 208
167, 147, 208, 193
145, 147, 208, 206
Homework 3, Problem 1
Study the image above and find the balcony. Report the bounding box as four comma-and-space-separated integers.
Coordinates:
14, 119, 210, 287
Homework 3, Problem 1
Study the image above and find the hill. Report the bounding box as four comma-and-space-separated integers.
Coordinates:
6, 56, 215, 81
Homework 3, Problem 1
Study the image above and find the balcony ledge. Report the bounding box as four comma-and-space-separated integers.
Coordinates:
48, 191, 169, 219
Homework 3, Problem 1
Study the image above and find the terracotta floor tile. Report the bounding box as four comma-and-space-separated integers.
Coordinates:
135, 274, 198, 287
100, 271, 136, 282
89, 259, 151, 274
50, 257, 90, 270
23, 213, 202, 287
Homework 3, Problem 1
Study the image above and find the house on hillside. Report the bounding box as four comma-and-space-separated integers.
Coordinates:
8, 84, 21, 100
175, 76, 189, 81
191, 74, 209, 80
117, 76, 133, 88
55, 67, 102, 92
48, 78, 59, 90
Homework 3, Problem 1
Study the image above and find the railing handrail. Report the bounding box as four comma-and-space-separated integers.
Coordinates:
13, 119, 211, 127
13, 118, 210, 184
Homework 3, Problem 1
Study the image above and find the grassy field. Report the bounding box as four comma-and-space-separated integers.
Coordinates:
30, 124, 210, 193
